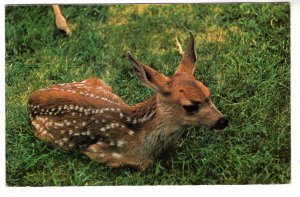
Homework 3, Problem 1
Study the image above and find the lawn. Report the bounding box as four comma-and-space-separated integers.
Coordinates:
5, 3, 290, 185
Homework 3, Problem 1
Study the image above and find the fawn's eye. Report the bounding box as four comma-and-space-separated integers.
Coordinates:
183, 104, 199, 114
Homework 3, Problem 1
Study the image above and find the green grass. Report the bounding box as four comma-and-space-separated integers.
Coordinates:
5, 3, 290, 185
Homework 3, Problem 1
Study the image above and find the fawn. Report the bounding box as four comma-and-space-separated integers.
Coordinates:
28, 32, 228, 170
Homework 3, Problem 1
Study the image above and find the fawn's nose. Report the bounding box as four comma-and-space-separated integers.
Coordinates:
212, 117, 228, 130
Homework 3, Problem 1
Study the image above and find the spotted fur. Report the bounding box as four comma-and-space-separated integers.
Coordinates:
28, 32, 228, 170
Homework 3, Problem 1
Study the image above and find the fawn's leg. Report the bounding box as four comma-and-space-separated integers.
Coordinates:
82, 143, 153, 170
52, 5, 71, 35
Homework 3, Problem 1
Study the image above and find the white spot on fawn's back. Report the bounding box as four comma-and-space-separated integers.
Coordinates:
63, 137, 69, 142
117, 140, 126, 147
99, 153, 105, 158
112, 153, 122, 159
100, 127, 106, 132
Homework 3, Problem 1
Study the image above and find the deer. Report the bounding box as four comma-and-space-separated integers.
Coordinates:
28, 31, 228, 170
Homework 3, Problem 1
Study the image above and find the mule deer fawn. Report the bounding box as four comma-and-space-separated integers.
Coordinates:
28, 32, 228, 170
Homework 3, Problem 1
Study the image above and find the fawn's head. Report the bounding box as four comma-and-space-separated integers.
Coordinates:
127, 32, 228, 130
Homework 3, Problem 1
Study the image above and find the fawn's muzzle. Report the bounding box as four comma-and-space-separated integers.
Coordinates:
211, 116, 228, 130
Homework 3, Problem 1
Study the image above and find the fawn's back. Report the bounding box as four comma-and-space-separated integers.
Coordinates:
28, 32, 228, 170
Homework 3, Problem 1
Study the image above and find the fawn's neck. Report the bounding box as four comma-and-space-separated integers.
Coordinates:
130, 94, 185, 158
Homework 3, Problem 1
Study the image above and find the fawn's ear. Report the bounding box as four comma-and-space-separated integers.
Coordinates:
127, 52, 171, 94
175, 31, 197, 75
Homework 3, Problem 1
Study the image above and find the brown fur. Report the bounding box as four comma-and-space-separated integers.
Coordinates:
28, 32, 227, 170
